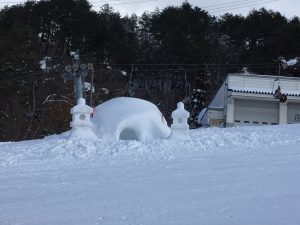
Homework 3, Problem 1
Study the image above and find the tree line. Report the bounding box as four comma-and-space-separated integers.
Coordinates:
0, 0, 299, 140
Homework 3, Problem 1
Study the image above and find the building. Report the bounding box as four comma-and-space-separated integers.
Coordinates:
203, 73, 300, 127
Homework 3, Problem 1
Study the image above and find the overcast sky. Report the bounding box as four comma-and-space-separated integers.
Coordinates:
1, 0, 299, 18
91, 0, 300, 18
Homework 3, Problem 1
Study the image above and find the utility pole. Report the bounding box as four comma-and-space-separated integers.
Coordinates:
62, 50, 94, 104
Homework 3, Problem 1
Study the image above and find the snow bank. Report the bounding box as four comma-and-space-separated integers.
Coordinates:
2, 123, 300, 166
92, 97, 171, 141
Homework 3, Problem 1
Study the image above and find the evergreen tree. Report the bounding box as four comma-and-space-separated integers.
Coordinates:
141, 2, 217, 63
188, 70, 210, 128
218, 14, 246, 64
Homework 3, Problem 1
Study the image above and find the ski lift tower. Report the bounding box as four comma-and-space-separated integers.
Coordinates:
62, 50, 94, 105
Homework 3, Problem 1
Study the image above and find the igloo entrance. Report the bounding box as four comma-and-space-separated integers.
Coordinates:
119, 128, 138, 141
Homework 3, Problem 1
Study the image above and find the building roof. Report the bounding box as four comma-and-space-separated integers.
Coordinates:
230, 89, 300, 96
228, 73, 300, 96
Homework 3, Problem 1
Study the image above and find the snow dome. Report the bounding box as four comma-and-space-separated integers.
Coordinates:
92, 97, 171, 141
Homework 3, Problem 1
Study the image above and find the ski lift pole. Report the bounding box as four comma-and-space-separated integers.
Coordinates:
72, 50, 83, 103
74, 73, 83, 102
89, 63, 94, 106
62, 50, 94, 105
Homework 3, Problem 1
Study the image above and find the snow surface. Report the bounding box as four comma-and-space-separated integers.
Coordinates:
39, 56, 51, 71
84, 82, 95, 92
287, 58, 298, 66
281, 58, 299, 67
120, 70, 128, 76
1, 124, 300, 225
92, 97, 170, 140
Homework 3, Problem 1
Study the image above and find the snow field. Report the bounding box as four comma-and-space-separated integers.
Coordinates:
0, 124, 300, 225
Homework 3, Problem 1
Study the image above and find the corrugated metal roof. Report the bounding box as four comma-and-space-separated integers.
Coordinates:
229, 89, 300, 96
228, 74, 300, 97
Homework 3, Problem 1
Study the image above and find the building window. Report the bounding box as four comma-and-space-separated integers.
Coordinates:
244, 121, 250, 124
294, 114, 300, 121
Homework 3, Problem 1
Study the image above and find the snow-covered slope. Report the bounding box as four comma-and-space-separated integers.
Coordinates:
1, 124, 300, 225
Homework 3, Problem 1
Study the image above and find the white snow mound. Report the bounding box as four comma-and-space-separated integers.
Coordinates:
92, 97, 171, 140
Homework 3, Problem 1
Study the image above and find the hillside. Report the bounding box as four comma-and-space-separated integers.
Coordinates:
1, 0, 300, 141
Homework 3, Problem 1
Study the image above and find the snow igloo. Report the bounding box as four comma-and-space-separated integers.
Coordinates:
92, 97, 171, 141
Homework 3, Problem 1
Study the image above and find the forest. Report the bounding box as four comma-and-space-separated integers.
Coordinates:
0, 0, 300, 141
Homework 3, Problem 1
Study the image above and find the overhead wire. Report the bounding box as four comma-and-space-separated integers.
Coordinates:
0, 0, 275, 9
0, 0, 158, 5
98, 65, 294, 72
207, 0, 278, 13
88, 0, 278, 12
89, 0, 121, 2
0, 2, 21, 4
102, 63, 279, 66
1, 63, 299, 82
202, 0, 276, 9
0, 0, 279, 17
91, 0, 158, 6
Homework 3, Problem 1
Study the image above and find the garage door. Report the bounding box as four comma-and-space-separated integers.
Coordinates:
234, 99, 279, 126
287, 103, 300, 124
